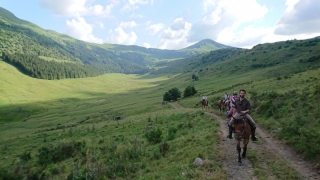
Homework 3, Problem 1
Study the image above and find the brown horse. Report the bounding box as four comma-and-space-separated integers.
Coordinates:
217, 99, 225, 112
232, 116, 252, 165
200, 99, 208, 109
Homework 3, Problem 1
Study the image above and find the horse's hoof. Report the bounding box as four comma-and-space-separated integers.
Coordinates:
238, 162, 242, 166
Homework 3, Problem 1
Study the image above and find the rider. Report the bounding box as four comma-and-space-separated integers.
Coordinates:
223, 92, 229, 101
228, 91, 238, 112
227, 89, 258, 141
223, 92, 229, 110
201, 94, 208, 104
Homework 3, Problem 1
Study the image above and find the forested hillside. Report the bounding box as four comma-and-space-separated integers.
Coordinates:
0, 7, 231, 80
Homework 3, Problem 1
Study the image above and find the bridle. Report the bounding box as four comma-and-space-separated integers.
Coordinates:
234, 117, 246, 141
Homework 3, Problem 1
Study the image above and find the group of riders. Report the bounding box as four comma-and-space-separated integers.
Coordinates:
201, 89, 258, 141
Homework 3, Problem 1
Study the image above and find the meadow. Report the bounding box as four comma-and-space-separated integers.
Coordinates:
1, 54, 319, 179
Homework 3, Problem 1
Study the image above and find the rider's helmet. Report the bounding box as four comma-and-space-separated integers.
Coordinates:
233, 91, 238, 95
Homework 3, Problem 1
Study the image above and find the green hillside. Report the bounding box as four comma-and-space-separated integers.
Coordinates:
153, 38, 320, 78
0, 7, 231, 80
1, 6, 320, 180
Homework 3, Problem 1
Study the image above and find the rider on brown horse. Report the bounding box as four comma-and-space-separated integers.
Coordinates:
227, 89, 258, 141
201, 94, 208, 105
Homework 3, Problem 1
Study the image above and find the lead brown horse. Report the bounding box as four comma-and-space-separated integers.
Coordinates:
200, 99, 208, 109
217, 99, 225, 112
233, 115, 252, 165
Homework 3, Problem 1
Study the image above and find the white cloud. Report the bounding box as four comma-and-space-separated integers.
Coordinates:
66, 17, 103, 44
106, 27, 138, 45
217, 26, 273, 48
146, 23, 164, 35
121, 0, 153, 12
121, 4, 138, 13
189, 0, 268, 42
128, 0, 153, 5
86, 4, 114, 18
143, 43, 151, 48
275, 0, 320, 35
39, 0, 114, 18
130, 13, 144, 18
99, 22, 104, 29
157, 18, 192, 49
120, 21, 138, 28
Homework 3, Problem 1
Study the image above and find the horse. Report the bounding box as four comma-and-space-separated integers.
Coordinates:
217, 99, 225, 112
224, 99, 230, 110
200, 99, 208, 109
232, 115, 252, 165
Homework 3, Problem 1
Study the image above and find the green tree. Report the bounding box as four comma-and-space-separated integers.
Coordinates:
163, 92, 171, 101
184, 86, 197, 98
163, 87, 181, 101
168, 87, 181, 101
192, 74, 199, 81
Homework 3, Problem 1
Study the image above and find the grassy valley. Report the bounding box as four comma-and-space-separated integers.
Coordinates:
1, 40, 320, 178
1, 6, 320, 180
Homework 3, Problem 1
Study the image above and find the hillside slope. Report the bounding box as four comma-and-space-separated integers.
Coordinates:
0, 7, 231, 79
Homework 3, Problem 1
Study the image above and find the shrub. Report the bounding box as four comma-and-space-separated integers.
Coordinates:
37, 140, 86, 165
166, 127, 178, 141
191, 74, 199, 81
159, 142, 170, 156
183, 86, 197, 98
163, 87, 181, 101
19, 151, 31, 161
145, 128, 162, 144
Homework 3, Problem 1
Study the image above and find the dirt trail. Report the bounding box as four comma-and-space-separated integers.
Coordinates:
170, 102, 320, 180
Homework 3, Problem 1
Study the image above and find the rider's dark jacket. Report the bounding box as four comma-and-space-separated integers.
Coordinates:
234, 98, 251, 113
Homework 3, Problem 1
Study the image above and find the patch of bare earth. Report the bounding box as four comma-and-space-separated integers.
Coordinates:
169, 103, 320, 180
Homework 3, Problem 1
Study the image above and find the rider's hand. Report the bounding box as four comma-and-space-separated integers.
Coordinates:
240, 111, 246, 114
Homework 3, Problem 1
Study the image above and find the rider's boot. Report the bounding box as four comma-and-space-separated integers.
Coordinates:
227, 125, 233, 139
251, 127, 258, 141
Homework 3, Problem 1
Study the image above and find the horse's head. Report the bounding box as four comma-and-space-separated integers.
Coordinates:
233, 118, 245, 141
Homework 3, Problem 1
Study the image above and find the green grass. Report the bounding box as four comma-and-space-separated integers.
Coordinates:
247, 149, 302, 179
1, 44, 320, 178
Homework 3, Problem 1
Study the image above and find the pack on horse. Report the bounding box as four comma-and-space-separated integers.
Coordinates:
231, 115, 252, 166
200, 99, 208, 109
217, 99, 225, 112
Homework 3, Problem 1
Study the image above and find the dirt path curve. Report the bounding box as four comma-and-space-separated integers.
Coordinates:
169, 102, 320, 180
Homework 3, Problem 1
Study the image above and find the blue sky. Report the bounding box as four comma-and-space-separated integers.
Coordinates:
1, 0, 320, 49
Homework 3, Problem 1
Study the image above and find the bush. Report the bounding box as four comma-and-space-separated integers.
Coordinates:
163, 87, 181, 101
183, 86, 197, 98
166, 127, 178, 141
145, 128, 162, 144
19, 151, 31, 161
192, 74, 199, 81
37, 140, 86, 165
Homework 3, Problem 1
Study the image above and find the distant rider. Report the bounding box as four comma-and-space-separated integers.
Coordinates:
224, 92, 229, 101
201, 94, 208, 104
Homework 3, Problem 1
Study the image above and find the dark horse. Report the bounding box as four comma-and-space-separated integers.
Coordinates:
200, 99, 208, 109
217, 99, 225, 112
233, 116, 252, 165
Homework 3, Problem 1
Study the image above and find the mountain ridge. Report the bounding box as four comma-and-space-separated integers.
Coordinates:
0, 6, 233, 79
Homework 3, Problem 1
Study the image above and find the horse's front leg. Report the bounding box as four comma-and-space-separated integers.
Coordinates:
237, 143, 242, 165
242, 139, 248, 158
242, 147, 247, 158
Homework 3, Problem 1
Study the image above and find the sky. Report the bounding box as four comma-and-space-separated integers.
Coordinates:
1, 0, 320, 49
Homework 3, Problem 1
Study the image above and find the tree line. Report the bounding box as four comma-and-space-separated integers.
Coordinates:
2, 52, 101, 79
0, 20, 149, 76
